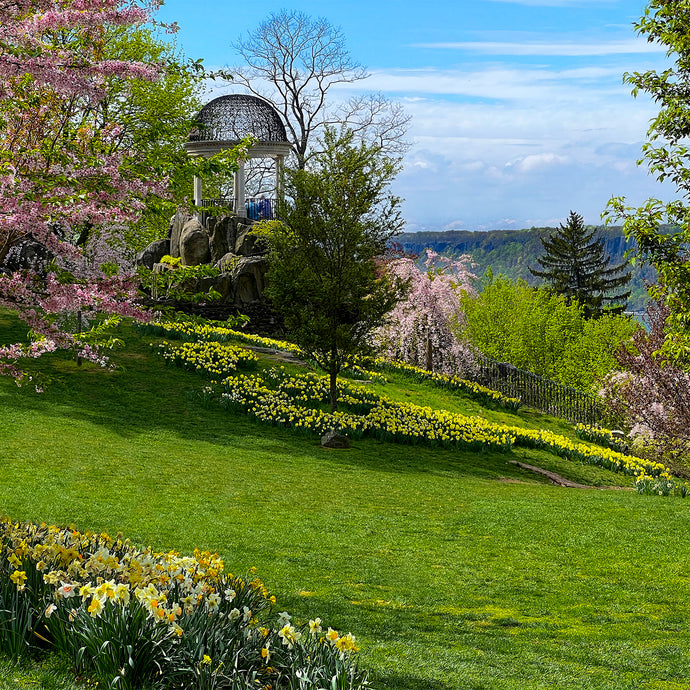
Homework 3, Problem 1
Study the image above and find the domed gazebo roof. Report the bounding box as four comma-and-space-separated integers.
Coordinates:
185, 94, 291, 158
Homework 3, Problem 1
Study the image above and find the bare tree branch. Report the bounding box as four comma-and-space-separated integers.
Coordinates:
230, 10, 409, 167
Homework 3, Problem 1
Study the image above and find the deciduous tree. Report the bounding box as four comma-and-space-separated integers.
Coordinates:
374, 250, 476, 375
600, 298, 690, 464
88, 25, 205, 249
0, 0, 169, 383
605, 0, 690, 365
231, 10, 410, 170
459, 275, 638, 391
259, 128, 406, 412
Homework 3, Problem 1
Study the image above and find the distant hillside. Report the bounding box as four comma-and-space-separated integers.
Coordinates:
396, 226, 657, 313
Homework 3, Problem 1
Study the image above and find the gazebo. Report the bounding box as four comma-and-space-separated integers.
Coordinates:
184, 94, 292, 218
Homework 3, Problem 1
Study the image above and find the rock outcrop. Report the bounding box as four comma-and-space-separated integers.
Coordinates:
179, 218, 210, 266
136, 211, 271, 314
135, 238, 169, 270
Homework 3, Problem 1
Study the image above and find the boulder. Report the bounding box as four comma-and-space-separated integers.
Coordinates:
210, 273, 233, 300
218, 216, 242, 256
207, 216, 229, 263
180, 218, 210, 266
230, 255, 268, 305
169, 210, 187, 257
215, 252, 241, 273
135, 238, 170, 269
321, 430, 351, 449
235, 223, 260, 256
1, 238, 52, 273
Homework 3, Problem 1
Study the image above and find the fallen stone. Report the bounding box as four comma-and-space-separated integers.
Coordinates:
321, 430, 351, 449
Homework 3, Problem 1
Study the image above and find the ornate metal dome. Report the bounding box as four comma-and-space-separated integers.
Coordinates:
189, 94, 288, 144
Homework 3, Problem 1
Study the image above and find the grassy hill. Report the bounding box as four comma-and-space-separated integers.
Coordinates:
1, 315, 689, 689
397, 226, 658, 313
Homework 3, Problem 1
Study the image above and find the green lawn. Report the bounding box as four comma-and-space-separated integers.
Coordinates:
1, 317, 689, 689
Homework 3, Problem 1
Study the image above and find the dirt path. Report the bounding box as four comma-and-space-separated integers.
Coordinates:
508, 460, 599, 489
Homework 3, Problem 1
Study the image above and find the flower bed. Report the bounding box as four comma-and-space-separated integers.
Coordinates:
140, 321, 513, 406
157, 340, 258, 378
138, 321, 302, 356
0, 518, 369, 689
149, 328, 686, 497
372, 358, 522, 411
575, 423, 628, 453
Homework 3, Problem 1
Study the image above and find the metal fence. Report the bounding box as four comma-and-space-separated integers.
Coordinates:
471, 355, 603, 425
200, 197, 276, 220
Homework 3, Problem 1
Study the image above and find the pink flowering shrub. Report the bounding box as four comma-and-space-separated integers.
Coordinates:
374, 249, 477, 375
600, 298, 690, 463
0, 0, 169, 383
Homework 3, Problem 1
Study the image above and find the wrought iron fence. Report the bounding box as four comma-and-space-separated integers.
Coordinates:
200, 197, 276, 220
471, 354, 604, 425
201, 198, 234, 210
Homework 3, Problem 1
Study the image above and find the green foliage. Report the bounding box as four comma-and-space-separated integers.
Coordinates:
530, 211, 632, 318
0, 572, 35, 657
73, 25, 253, 252
604, 0, 690, 365
138, 262, 222, 303
371, 357, 522, 411
261, 128, 406, 411
66, 599, 172, 689
143, 325, 678, 486
460, 276, 639, 390
160, 255, 182, 268
0, 517, 368, 690
89, 26, 204, 250
5, 313, 690, 688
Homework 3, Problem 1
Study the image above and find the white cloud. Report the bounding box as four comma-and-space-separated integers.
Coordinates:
203, 31, 669, 230
380, 61, 662, 228
507, 152, 570, 172
340, 63, 655, 107
411, 39, 664, 57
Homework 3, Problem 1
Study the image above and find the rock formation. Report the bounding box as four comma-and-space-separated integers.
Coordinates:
135, 211, 270, 313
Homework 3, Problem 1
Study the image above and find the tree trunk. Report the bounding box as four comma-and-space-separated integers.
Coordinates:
76, 309, 82, 366
329, 346, 339, 412
425, 336, 433, 372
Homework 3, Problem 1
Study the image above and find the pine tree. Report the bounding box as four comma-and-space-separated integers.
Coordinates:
529, 211, 631, 318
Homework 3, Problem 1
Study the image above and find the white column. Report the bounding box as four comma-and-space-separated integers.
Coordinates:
276, 155, 284, 204
235, 159, 246, 218
193, 175, 202, 206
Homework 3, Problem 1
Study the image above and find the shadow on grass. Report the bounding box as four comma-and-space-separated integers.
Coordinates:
0, 321, 543, 484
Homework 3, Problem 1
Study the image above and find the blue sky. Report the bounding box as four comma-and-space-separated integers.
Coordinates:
157, 0, 670, 232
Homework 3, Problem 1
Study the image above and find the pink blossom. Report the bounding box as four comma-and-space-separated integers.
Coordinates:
0, 0, 167, 384
375, 250, 477, 375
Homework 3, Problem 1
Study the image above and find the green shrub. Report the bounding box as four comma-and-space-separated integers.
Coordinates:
460, 276, 639, 391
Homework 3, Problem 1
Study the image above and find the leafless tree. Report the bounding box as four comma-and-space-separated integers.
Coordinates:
231, 10, 410, 169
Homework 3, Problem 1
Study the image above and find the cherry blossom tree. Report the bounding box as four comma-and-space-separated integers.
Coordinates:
375, 249, 477, 375
0, 0, 171, 384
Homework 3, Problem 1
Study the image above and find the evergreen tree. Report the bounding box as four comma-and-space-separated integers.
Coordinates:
529, 211, 631, 318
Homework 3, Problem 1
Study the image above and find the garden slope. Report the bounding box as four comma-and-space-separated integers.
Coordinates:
1, 317, 689, 689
